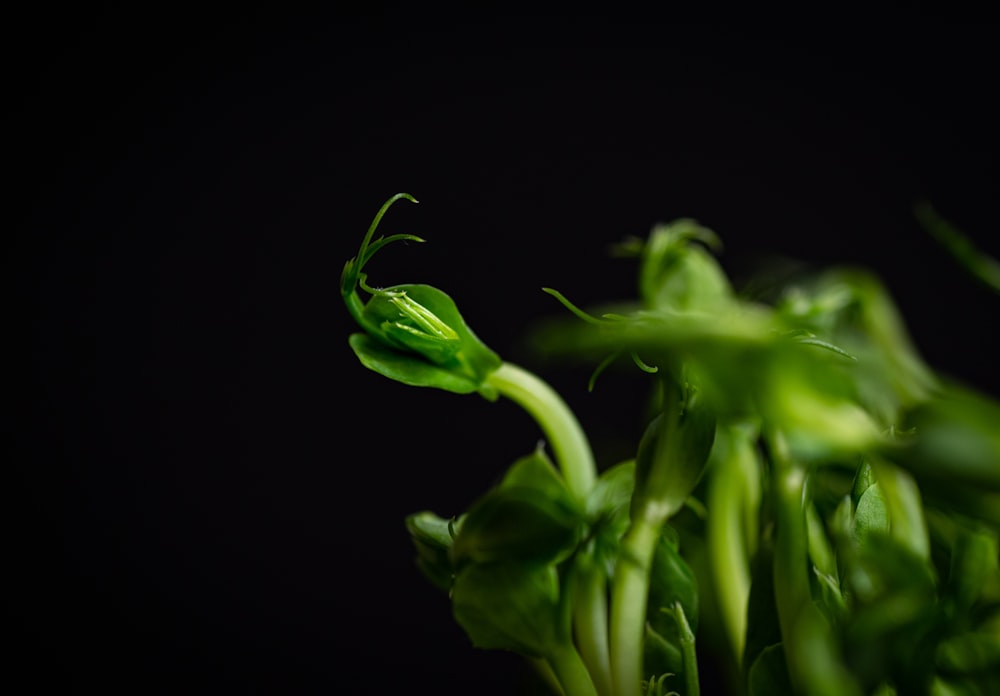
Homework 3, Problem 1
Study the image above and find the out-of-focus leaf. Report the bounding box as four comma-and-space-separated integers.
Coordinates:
585, 459, 636, 575
405, 510, 461, 592
451, 561, 564, 658
854, 483, 890, 546
948, 525, 1000, 613
633, 219, 730, 312
746, 643, 793, 696
894, 382, 1000, 493
632, 381, 716, 524
647, 533, 699, 639
936, 628, 1000, 675
451, 484, 582, 567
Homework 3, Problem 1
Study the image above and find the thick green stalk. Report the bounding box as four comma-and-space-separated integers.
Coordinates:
548, 643, 601, 696
485, 362, 597, 507
574, 563, 613, 696
486, 361, 607, 693
609, 516, 661, 696
706, 431, 757, 668
769, 430, 863, 696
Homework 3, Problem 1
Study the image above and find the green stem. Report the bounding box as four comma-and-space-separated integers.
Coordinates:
486, 361, 608, 693
485, 362, 597, 506
705, 425, 758, 668
768, 430, 863, 696
610, 516, 661, 696
672, 601, 700, 696
574, 563, 613, 696
548, 643, 601, 696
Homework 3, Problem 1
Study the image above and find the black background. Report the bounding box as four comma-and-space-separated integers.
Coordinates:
11, 14, 1000, 695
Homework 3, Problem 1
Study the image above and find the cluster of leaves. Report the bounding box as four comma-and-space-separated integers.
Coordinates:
342, 194, 1000, 696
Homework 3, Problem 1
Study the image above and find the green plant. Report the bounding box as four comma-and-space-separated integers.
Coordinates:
341, 193, 1000, 696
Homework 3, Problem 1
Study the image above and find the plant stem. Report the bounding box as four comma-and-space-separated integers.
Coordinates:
548, 643, 601, 696
768, 430, 863, 696
486, 361, 608, 693
574, 563, 613, 696
486, 362, 597, 507
705, 423, 759, 669
673, 601, 700, 696
610, 515, 661, 696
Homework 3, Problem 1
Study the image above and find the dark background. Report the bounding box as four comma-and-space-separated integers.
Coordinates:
10, 14, 999, 695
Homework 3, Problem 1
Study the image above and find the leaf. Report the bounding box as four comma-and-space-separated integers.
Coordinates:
451, 484, 582, 567
936, 628, 1000, 675
853, 483, 890, 547
343, 194, 503, 398
499, 447, 574, 504
405, 511, 460, 592
637, 220, 730, 312
895, 382, 1000, 493
647, 533, 699, 637
362, 283, 502, 386
948, 525, 1000, 614
349, 332, 497, 398
643, 533, 700, 679
451, 561, 564, 658
585, 459, 636, 575
631, 381, 716, 524
747, 643, 793, 696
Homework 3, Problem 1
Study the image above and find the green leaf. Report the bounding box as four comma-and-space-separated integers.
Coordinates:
839, 534, 942, 692
895, 382, 1000, 493
349, 332, 497, 398
584, 459, 636, 575
632, 380, 716, 524
853, 482, 890, 546
643, 533, 700, 679
499, 446, 574, 503
637, 220, 731, 312
451, 561, 564, 658
948, 525, 1000, 614
405, 511, 460, 592
451, 484, 582, 567
343, 195, 502, 398
647, 533, 699, 637
747, 643, 793, 696
936, 628, 1000, 675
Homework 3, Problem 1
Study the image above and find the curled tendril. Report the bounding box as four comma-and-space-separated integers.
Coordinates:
543, 288, 658, 391
341, 192, 421, 299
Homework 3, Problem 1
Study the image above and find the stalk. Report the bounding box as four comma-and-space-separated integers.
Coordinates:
609, 515, 661, 696
486, 361, 610, 693
486, 362, 597, 502
548, 644, 601, 696
768, 430, 863, 696
705, 429, 758, 668
573, 560, 613, 696
672, 601, 700, 696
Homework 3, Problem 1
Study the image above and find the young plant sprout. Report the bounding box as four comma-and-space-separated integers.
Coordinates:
342, 194, 1000, 696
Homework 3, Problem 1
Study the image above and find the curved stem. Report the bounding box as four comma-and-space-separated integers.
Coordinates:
486, 362, 607, 693
485, 361, 596, 503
